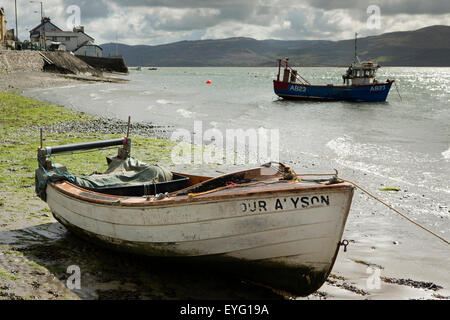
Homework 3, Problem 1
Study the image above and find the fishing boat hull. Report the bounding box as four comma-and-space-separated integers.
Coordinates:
45, 179, 354, 295
274, 80, 394, 102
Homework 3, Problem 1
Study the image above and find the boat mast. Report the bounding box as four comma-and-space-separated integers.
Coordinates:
354, 32, 357, 63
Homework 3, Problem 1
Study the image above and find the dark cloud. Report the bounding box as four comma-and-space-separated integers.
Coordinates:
60, 0, 112, 21
304, 0, 450, 15
106, 0, 260, 9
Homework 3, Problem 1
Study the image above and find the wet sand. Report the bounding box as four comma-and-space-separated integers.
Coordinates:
1, 71, 449, 300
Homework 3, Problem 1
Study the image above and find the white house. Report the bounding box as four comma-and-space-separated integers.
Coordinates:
30, 18, 102, 57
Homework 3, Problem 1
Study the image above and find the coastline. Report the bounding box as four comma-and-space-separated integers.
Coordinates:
0, 70, 448, 300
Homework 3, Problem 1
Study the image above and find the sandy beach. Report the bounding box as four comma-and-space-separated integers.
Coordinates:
0, 70, 449, 300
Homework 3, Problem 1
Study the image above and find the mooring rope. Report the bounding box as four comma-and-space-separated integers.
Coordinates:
339, 177, 449, 245
292, 167, 449, 246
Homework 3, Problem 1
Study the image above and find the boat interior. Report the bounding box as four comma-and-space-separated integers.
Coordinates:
37, 136, 344, 203
36, 136, 298, 199
68, 162, 285, 198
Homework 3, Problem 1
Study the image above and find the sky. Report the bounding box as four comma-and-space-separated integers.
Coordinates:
2, 0, 449, 45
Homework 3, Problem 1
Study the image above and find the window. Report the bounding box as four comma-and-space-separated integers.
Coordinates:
51, 36, 57, 41
65, 37, 70, 41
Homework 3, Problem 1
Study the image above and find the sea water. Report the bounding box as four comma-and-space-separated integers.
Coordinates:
24, 67, 450, 286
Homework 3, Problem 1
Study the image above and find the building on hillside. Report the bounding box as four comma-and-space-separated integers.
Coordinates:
29, 17, 101, 56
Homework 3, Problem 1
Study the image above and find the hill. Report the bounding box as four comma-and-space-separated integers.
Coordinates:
101, 25, 450, 67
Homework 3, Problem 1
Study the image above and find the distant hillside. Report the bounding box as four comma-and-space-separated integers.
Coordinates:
101, 25, 450, 67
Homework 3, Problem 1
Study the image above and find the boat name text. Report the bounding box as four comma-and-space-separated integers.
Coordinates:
370, 85, 386, 92
241, 195, 330, 213
289, 85, 307, 93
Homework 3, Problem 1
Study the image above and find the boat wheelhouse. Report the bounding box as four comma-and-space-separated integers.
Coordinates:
342, 60, 380, 86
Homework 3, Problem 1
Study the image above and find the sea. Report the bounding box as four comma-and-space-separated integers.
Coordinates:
24, 67, 450, 282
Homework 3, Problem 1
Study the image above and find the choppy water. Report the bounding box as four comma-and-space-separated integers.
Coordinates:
24, 67, 450, 250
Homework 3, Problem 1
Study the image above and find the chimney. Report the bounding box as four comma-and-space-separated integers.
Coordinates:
73, 26, 84, 33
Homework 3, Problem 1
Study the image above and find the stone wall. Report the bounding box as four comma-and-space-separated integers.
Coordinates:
76, 55, 128, 73
0, 50, 45, 72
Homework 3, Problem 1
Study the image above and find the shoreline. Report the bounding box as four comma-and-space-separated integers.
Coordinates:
0, 70, 448, 300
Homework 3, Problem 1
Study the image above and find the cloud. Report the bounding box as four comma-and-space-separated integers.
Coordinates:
3, 0, 449, 45
303, 0, 450, 16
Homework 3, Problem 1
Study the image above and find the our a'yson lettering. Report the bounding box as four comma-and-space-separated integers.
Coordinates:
275, 195, 330, 210
241, 195, 330, 213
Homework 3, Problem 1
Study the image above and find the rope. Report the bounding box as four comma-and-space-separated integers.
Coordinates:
339, 178, 449, 245
289, 66, 311, 85
46, 149, 75, 183
288, 165, 448, 245
394, 81, 402, 101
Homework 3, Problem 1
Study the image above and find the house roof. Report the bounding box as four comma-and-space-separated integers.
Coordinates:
29, 19, 62, 34
29, 18, 94, 41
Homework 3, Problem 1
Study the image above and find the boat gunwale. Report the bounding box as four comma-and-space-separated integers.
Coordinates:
48, 179, 354, 208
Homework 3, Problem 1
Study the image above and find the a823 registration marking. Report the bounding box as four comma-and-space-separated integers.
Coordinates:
241, 195, 330, 213
370, 85, 386, 92
289, 85, 307, 92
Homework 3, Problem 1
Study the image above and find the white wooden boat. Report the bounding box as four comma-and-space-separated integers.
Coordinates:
36, 138, 354, 295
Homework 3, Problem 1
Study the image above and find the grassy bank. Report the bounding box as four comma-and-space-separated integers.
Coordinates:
0, 92, 175, 228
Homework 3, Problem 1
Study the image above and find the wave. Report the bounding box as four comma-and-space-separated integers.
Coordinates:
157, 99, 174, 105
442, 147, 450, 159
177, 108, 194, 118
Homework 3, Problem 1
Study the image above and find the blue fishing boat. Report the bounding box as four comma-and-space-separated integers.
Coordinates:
273, 34, 394, 102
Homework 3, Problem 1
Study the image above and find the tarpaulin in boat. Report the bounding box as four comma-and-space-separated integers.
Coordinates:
35, 157, 173, 201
